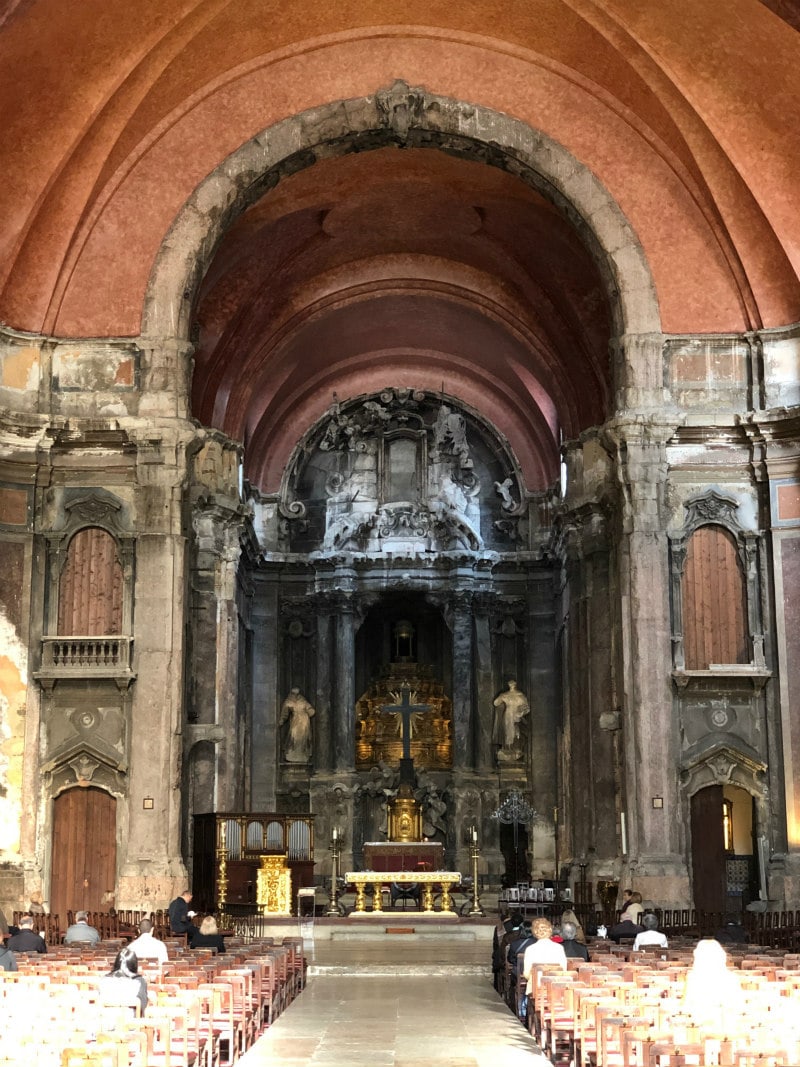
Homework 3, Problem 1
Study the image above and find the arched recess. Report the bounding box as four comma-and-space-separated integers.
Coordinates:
142, 81, 660, 364
681, 745, 768, 914
50, 786, 117, 921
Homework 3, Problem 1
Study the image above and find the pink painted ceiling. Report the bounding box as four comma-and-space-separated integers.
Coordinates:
1, 0, 799, 490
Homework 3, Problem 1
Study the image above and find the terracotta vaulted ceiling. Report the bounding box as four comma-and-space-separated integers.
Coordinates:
1, 0, 799, 491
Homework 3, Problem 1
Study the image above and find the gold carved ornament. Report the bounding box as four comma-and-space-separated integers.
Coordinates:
356, 667, 452, 769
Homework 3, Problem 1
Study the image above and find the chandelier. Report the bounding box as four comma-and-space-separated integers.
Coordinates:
491, 789, 538, 826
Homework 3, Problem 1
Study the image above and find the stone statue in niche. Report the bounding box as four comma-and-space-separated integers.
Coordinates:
493, 679, 529, 762
434, 404, 473, 468
494, 477, 518, 512
280, 687, 316, 763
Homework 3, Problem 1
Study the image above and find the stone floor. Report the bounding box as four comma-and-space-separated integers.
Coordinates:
238, 927, 548, 1066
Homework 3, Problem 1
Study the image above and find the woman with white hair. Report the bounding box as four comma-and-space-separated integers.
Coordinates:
683, 939, 743, 1029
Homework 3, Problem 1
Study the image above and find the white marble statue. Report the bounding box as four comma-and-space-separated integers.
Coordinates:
493, 679, 529, 760
280, 687, 316, 763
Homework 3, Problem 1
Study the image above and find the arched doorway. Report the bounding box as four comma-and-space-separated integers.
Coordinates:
50, 787, 117, 920
686, 750, 764, 920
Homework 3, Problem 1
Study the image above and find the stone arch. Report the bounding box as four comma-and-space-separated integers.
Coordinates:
142, 81, 661, 355
681, 743, 768, 846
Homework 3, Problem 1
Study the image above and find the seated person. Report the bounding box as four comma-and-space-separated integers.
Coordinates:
633, 912, 668, 951
168, 890, 199, 945
0, 941, 18, 972
560, 908, 586, 943
127, 918, 168, 963
522, 917, 567, 996
64, 910, 101, 944
561, 919, 590, 961
7, 916, 47, 954
609, 893, 645, 942
190, 915, 226, 953
99, 947, 147, 1016
619, 889, 644, 924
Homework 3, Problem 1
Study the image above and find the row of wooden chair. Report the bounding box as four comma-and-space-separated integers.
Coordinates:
0, 933, 307, 1066
519, 946, 800, 1067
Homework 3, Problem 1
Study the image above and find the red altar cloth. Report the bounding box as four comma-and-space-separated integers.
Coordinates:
363, 841, 444, 872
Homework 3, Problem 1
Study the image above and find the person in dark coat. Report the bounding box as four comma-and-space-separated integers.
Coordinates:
7, 916, 47, 953
168, 890, 198, 945
561, 920, 590, 961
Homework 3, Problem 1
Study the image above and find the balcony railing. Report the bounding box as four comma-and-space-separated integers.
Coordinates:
36, 635, 136, 688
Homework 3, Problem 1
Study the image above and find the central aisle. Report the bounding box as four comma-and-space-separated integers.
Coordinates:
239, 932, 549, 1066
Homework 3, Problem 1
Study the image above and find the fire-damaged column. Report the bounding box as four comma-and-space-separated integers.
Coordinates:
603, 416, 687, 904
185, 434, 248, 814
555, 467, 618, 880
332, 588, 358, 774
756, 404, 800, 901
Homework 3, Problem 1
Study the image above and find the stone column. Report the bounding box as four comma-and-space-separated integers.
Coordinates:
121, 513, 190, 903
314, 598, 333, 774
189, 504, 245, 811
250, 578, 278, 809
604, 416, 687, 901
527, 575, 558, 878
472, 592, 495, 772
558, 508, 617, 869
450, 590, 474, 770
332, 592, 357, 773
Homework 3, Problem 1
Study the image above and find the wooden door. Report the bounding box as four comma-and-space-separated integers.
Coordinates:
50, 787, 117, 920
690, 785, 726, 915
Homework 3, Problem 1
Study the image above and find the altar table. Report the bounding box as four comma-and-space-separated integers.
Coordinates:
345, 869, 461, 913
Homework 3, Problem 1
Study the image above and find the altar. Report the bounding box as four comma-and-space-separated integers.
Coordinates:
345, 869, 461, 915
363, 840, 444, 872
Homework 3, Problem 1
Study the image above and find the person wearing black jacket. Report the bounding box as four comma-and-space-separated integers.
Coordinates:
7, 916, 47, 954
168, 890, 199, 945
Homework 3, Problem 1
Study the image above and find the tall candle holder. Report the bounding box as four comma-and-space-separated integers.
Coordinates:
468, 828, 484, 916
326, 829, 342, 916
216, 819, 228, 912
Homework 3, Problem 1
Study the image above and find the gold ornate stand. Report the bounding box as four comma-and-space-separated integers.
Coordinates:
256, 853, 292, 915
326, 835, 342, 916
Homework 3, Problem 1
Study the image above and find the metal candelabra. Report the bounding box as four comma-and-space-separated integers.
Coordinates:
468, 829, 484, 916
326, 831, 342, 917
491, 789, 539, 884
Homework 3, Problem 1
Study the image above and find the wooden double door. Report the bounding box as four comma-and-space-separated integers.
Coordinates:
50, 786, 117, 921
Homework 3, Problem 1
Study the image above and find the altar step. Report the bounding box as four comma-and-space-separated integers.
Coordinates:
308, 961, 492, 976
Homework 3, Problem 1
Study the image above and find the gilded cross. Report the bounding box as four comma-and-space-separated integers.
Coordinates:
380, 688, 431, 762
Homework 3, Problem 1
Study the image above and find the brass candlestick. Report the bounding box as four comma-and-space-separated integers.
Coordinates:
326, 832, 342, 916
468, 830, 484, 916
217, 819, 228, 911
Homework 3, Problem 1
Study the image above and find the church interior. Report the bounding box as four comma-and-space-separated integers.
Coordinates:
2, 0, 800, 955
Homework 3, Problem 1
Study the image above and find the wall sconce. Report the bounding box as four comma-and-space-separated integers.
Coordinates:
652, 796, 663, 809
143, 797, 154, 810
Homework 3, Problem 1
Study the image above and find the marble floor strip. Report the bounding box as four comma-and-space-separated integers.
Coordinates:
239, 934, 548, 1067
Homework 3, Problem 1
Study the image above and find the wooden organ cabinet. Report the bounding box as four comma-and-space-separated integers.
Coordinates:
193, 813, 315, 913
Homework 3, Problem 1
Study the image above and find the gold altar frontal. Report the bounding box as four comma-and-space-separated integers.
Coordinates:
257, 853, 292, 915
345, 870, 461, 917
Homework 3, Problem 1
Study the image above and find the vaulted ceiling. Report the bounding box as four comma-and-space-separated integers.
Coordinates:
1, 0, 798, 490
